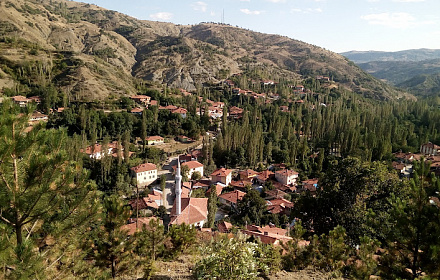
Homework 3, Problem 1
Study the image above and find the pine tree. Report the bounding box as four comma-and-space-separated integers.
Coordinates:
0, 102, 97, 278
90, 195, 134, 279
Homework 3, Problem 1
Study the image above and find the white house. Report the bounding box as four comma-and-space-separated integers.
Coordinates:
182, 161, 204, 179
275, 169, 299, 186
420, 142, 440, 156
211, 168, 233, 186
131, 163, 158, 186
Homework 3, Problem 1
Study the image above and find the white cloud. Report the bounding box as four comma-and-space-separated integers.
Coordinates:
266, 0, 286, 3
191, 1, 208, 12
367, 0, 380, 2
392, 0, 425, 2
291, 7, 323, 13
361, 12, 433, 28
149, 12, 173, 21
240, 8, 264, 15
240, 0, 251, 2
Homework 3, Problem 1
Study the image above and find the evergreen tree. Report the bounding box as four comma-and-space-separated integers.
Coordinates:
90, 195, 133, 279
0, 103, 96, 278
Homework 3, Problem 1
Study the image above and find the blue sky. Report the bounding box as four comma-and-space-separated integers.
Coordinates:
80, 0, 440, 53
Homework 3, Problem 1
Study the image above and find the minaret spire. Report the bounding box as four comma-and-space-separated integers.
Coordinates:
175, 158, 182, 216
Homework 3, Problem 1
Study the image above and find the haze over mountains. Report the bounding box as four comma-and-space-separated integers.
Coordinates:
0, 0, 410, 101
342, 49, 440, 97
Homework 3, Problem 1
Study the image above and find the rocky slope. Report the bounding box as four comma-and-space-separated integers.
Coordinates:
0, 0, 410, 101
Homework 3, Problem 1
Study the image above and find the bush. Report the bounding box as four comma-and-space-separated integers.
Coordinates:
194, 234, 263, 280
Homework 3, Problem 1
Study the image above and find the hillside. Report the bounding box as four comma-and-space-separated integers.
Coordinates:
397, 73, 440, 97
341, 49, 440, 63
0, 0, 410, 101
358, 59, 440, 85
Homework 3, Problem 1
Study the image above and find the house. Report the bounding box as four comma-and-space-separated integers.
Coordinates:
131, 107, 144, 115
131, 163, 158, 186
264, 189, 287, 200
205, 183, 225, 196
229, 106, 244, 119
146, 136, 164, 145
177, 135, 192, 143
275, 169, 299, 186
239, 169, 259, 180
242, 225, 293, 245
183, 161, 204, 179
120, 217, 162, 235
28, 96, 42, 104
254, 170, 275, 185
211, 168, 233, 186
12, 96, 30, 107
178, 161, 204, 179
392, 162, 413, 177
420, 142, 440, 155
193, 179, 212, 190
29, 111, 48, 122
81, 141, 121, 159
171, 107, 188, 118
159, 105, 178, 111
267, 198, 294, 215
301, 178, 319, 194
217, 221, 233, 233
279, 106, 289, 113
229, 180, 253, 192
170, 197, 208, 227
218, 190, 246, 208
130, 95, 151, 105
128, 189, 163, 213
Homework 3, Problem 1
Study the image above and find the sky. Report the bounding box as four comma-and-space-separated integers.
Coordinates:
79, 0, 440, 53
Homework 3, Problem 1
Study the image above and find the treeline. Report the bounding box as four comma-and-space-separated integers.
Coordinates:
213, 88, 440, 175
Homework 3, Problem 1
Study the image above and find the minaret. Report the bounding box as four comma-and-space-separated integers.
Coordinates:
175, 159, 182, 216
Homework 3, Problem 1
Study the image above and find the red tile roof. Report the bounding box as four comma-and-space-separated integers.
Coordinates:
120, 217, 162, 235
239, 169, 259, 179
170, 197, 208, 225
183, 161, 204, 170
218, 221, 233, 233
146, 135, 164, 141
131, 163, 157, 173
218, 190, 246, 204
211, 168, 232, 177
275, 169, 299, 177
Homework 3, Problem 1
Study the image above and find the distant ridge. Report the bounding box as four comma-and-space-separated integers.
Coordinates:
341, 49, 440, 64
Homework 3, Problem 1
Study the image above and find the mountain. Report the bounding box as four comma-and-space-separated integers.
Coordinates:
0, 0, 410, 101
342, 49, 440, 97
341, 49, 440, 64
397, 73, 440, 97
357, 59, 440, 85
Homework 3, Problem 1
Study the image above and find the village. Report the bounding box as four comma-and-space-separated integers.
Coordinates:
4, 76, 440, 249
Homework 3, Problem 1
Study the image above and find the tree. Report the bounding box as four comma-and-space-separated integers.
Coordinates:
379, 161, 440, 279
167, 223, 196, 257
0, 104, 96, 278
132, 218, 166, 279
191, 171, 202, 181
181, 164, 190, 182
90, 195, 133, 279
207, 185, 218, 228
194, 234, 262, 280
236, 189, 267, 225
294, 157, 403, 243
